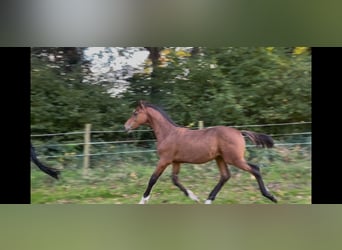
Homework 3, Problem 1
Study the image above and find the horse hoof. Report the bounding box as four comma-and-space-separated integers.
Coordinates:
187, 189, 200, 202
271, 196, 278, 203
139, 195, 150, 204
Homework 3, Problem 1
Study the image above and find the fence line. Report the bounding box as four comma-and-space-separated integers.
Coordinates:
31, 129, 153, 137
33, 139, 157, 148
30, 131, 85, 137
230, 121, 311, 128
32, 132, 311, 148
37, 142, 311, 159
40, 149, 158, 159
30, 121, 311, 137
269, 132, 311, 137
91, 129, 153, 133
31, 122, 311, 165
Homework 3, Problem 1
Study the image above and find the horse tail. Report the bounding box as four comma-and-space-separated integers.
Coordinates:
31, 143, 60, 180
241, 130, 274, 148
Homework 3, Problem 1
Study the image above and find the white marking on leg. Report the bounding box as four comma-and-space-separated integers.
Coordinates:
139, 195, 150, 204
187, 189, 199, 202
204, 199, 212, 204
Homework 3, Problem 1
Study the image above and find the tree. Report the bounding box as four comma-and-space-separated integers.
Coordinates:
31, 47, 311, 145
31, 47, 132, 143
124, 47, 311, 134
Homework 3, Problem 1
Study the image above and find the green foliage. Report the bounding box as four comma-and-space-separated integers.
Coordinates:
31, 47, 311, 156
124, 47, 311, 134
31, 49, 132, 143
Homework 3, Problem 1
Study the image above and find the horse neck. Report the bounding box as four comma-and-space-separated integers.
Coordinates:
146, 108, 178, 141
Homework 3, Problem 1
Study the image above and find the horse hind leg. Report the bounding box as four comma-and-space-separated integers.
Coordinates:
205, 157, 231, 204
234, 160, 277, 203
171, 163, 199, 202
248, 163, 277, 203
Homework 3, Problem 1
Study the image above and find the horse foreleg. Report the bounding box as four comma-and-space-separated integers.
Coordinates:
171, 163, 199, 202
205, 157, 231, 204
139, 160, 169, 204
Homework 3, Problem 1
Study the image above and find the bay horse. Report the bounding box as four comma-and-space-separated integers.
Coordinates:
124, 101, 277, 204
31, 142, 60, 179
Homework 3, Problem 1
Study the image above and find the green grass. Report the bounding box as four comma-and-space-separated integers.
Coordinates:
31, 151, 311, 204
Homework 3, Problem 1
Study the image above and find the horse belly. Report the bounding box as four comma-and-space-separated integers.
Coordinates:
173, 143, 218, 164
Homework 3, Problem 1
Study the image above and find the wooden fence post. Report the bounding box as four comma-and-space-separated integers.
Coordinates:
198, 121, 204, 129
83, 123, 91, 176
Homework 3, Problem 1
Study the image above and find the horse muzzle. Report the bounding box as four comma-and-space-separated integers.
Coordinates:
124, 124, 133, 133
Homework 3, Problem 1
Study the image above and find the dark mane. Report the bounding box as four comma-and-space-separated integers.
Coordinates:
145, 103, 181, 127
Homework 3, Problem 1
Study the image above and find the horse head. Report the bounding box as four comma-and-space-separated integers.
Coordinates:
124, 100, 150, 132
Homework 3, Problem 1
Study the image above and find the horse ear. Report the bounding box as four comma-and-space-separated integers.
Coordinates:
139, 100, 147, 109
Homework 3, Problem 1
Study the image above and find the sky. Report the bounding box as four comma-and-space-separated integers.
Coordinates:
84, 47, 149, 73
83, 47, 149, 96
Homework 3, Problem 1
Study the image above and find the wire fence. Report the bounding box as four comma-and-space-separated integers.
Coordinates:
31, 121, 311, 160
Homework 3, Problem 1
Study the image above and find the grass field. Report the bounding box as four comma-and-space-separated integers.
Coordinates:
31, 146, 311, 204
